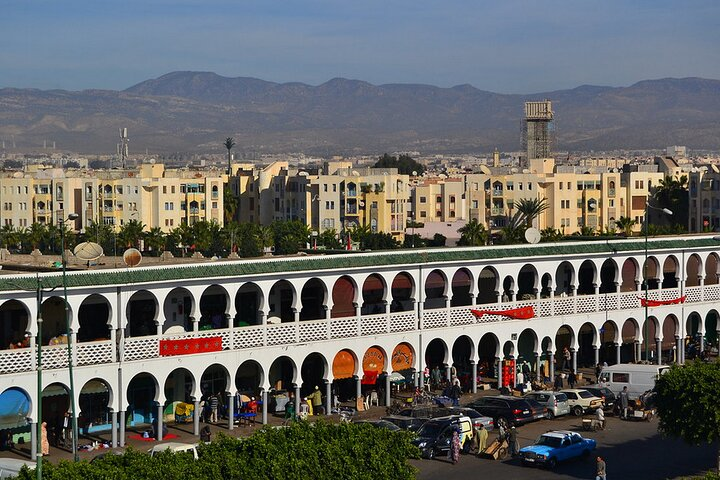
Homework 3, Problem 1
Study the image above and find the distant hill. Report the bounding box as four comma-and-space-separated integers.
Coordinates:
1, 72, 720, 155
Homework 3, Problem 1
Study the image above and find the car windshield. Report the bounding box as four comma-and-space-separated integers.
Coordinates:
578, 391, 594, 399
555, 393, 568, 402
535, 435, 563, 448
417, 422, 444, 437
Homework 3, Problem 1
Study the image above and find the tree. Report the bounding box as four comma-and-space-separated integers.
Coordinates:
271, 220, 310, 255
515, 197, 549, 227
457, 219, 488, 246
318, 228, 342, 250
574, 225, 596, 237
653, 175, 689, 232
655, 361, 720, 473
143, 227, 166, 256
223, 188, 238, 224
427, 233, 446, 247
0, 224, 21, 250
373, 153, 425, 176
118, 219, 145, 249
223, 137, 235, 175
361, 232, 399, 250
615, 216, 637, 237
540, 227, 563, 242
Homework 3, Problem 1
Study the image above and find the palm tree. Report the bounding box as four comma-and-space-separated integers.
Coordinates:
143, 227, 166, 256
457, 219, 489, 246
615, 216, 637, 237
515, 197, 549, 227
540, 227, 563, 242
224, 137, 236, 175
223, 188, 238, 224
118, 219, 145, 249
0, 224, 20, 250
25, 223, 47, 251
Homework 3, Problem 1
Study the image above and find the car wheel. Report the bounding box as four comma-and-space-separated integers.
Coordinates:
573, 406, 584, 416
546, 410, 555, 420
546, 457, 557, 470
495, 417, 509, 430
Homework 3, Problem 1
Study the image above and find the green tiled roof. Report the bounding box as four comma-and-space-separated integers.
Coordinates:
0, 237, 716, 292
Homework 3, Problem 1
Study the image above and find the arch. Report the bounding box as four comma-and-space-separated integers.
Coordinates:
599, 259, 618, 294
686, 254, 702, 287
641, 316, 660, 362
686, 312, 702, 360
577, 260, 597, 295
661, 256, 679, 289
540, 273, 552, 298
0, 299, 30, 350
517, 328, 538, 365
162, 287, 194, 333
200, 363, 231, 398
162, 368, 195, 412
502, 341, 515, 359
705, 310, 720, 348
643, 256, 661, 290
126, 290, 159, 337
78, 294, 112, 342
234, 282, 264, 326
451, 336, 473, 386
705, 253, 720, 285
361, 274, 387, 315
269, 356, 297, 390
477, 267, 500, 304
555, 261, 575, 296
661, 315, 679, 363
126, 373, 159, 424
555, 325, 575, 367
268, 280, 296, 323
450, 268, 473, 307
478, 333, 500, 377
599, 320, 619, 364
79, 378, 113, 434
236, 360, 264, 394
40, 295, 72, 345
199, 284, 230, 329
517, 264, 539, 299
301, 352, 329, 396
331, 276, 357, 318
424, 269, 447, 309
362, 345, 387, 386
299, 278, 327, 321
392, 342, 415, 373
390, 272, 414, 313
332, 349, 359, 401
502, 276, 514, 301
621, 318, 639, 362
0, 387, 31, 428
620, 258, 639, 292
424, 338, 448, 371
578, 322, 597, 368
41, 382, 70, 432
541, 336, 554, 353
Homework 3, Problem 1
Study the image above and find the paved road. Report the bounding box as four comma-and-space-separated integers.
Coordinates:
413, 414, 716, 480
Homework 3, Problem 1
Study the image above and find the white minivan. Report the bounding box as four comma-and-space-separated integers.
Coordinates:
0, 458, 36, 479
598, 364, 670, 399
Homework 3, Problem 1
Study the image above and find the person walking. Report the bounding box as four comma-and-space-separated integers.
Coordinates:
508, 426, 519, 457
568, 370, 577, 389
305, 386, 323, 415
596, 456, 607, 480
450, 381, 462, 406
448, 428, 461, 464
563, 347, 571, 371
431, 366, 441, 390
209, 393, 219, 423
41, 422, 49, 456
554, 373, 563, 391
595, 406, 605, 430
476, 423, 489, 454
619, 386, 629, 419
595, 363, 603, 382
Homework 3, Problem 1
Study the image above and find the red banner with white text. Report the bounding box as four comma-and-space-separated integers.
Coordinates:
160, 336, 223, 356
638, 296, 686, 307
470, 306, 536, 320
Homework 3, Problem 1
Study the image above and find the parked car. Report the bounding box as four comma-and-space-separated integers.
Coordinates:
519, 430, 596, 469
583, 385, 617, 411
381, 406, 438, 431
523, 391, 571, 419
560, 389, 604, 416
464, 395, 545, 430
353, 419, 401, 431
148, 442, 199, 460
411, 415, 474, 459
443, 407, 494, 431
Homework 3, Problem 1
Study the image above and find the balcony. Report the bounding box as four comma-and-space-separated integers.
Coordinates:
491, 207, 504, 216
608, 188, 616, 197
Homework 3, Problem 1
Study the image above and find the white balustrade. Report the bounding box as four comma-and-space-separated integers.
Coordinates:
360, 314, 387, 336
330, 317, 357, 339
266, 323, 296, 346
299, 320, 328, 342
233, 326, 264, 349
0, 348, 32, 374
77, 340, 113, 366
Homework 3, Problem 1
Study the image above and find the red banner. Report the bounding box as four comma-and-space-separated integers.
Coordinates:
471, 306, 536, 320
639, 296, 686, 307
160, 336, 223, 356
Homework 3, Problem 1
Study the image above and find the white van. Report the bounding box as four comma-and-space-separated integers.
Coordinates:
598, 364, 670, 399
148, 442, 199, 460
0, 458, 36, 479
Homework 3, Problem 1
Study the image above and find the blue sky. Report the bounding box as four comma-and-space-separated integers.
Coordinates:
2, 0, 719, 93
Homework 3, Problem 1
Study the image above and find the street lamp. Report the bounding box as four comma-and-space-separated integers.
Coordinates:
644, 204, 672, 362
60, 212, 80, 461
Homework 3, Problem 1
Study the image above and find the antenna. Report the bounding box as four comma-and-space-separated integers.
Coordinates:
119, 128, 129, 168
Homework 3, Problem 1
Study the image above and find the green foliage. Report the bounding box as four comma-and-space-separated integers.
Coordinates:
402, 234, 425, 248
457, 218, 488, 246
373, 153, 425, 176
540, 227, 563, 242
362, 232, 400, 250
318, 228, 342, 249
655, 360, 720, 446
271, 220, 310, 255
427, 233, 446, 247
14, 422, 419, 480
615, 216, 637, 237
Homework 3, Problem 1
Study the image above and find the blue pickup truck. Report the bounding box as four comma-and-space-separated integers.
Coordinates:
518, 430, 596, 469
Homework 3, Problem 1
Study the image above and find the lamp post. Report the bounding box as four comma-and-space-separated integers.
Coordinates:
60, 212, 80, 461
644, 204, 672, 362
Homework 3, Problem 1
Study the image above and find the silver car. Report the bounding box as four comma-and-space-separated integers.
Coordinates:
524, 391, 571, 419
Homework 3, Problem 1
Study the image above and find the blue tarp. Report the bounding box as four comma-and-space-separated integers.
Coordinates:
0, 388, 30, 430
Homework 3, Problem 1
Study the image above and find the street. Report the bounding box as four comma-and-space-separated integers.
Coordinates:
413, 413, 716, 480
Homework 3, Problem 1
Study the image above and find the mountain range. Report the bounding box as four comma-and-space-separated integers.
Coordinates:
2, 72, 720, 155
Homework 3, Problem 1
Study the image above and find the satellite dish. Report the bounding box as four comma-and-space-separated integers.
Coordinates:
123, 248, 142, 267
73, 242, 103, 261
525, 228, 541, 244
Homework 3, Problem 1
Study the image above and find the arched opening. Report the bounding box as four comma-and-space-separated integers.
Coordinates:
425, 338, 448, 386
643, 256, 661, 290
299, 278, 326, 321
269, 356, 296, 392
424, 270, 447, 309
0, 387, 31, 434
451, 336, 473, 390
661, 316, 678, 363
540, 273, 552, 298
301, 352, 328, 396
540, 336, 553, 380
477, 267, 499, 304
390, 272, 414, 313
450, 269, 473, 307
162, 368, 195, 427
0, 300, 30, 350
662, 256, 679, 289
686, 254, 702, 287
686, 312, 702, 360
126, 290, 158, 338
41, 382, 70, 446
361, 274, 386, 315
517, 329, 538, 372
555, 325, 574, 371
578, 323, 596, 368
40, 296, 71, 346
705, 310, 719, 350
502, 276, 514, 302
577, 260, 596, 295
234, 283, 263, 326
126, 373, 158, 426
268, 280, 295, 323
332, 349, 358, 401
517, 264, 538, 299
555, 261, 574, 296
362, 346, 387, 392
200, 364, 230, 421
199, 285, 229, 329
78, 294, 112, 342
620, 259, 639, 292
599, 259, 618, 294
641, 317, 659, 362
78, 379, 112, 435
478, 333, 499, 380
331, 276, 357, 318
502, 341, 515, 359
621, 319, 639, 363
599, 321, 618, 365
162, 287, 194, 333
705, 253, 720, 285
235, 360, 263, 397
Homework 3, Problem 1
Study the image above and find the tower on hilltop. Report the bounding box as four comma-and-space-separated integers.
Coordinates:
522, 100, 554, 166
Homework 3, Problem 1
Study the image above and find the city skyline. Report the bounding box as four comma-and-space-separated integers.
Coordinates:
2, 1, 719, 93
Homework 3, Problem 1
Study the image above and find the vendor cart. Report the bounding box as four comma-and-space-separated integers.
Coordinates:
482, 438, 508, 460
581, 418, 605, 431
622, 390, 656, 422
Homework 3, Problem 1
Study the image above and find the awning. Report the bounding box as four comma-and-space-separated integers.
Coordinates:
387, 372, 406, 383
0, 388, 30, 430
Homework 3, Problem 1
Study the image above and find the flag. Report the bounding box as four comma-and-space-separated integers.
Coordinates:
639, 296, 686, 307
471, 306, 535, 320
160, 336, 223, 356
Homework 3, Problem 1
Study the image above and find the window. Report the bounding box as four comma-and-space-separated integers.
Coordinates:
163, 186, 167, 194
567, 182, 571, 190
472, 200, 478, 208
436, 196, 442, 203
420, 211, 427, 218
171, 186, 175, 194
609, 199, 615, 207
323, 184, 328, 192
212, 201, 217, 209
612, 372, 630, 383
559, 182, 563, 190
449, 195, 455, 203
420, 196, 427, 203
518, 182, 523, 191
181, 201, 187, 210
180, 184, 187, 193
332, 184, 337, 192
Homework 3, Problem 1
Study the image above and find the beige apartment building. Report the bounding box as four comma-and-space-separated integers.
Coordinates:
688, 164, 720, 232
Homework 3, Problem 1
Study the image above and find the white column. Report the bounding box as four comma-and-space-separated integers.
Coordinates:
294, 385, 301, 415
548, 353, 555, 381
193, 401, 200, 435
496, 357, 503, 390
535, 353, 541, 381
385, 374, 391, 407
615, 343, 621, 365
261, 390, 268, 425
356, 376, 362, 400
227, 393, 234, 430
111, 411, 118, 448
471, 361, 478, 394
656, 339, 662, 365
325, 381, 332, 415
676, 336, 683, 364
119, 411, 126, 447
593, 346, 600, 366
571, 349, 577, 372
445, 365, 451, 382
30, 423, 37, 460
156, 404, 164, 441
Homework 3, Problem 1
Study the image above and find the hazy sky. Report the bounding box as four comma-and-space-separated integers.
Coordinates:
2, 0, 719, 93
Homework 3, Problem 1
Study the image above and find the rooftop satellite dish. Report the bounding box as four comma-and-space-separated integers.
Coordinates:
123, 248, 142, 267
73, 242, 103, 261
525, 227, 541, 245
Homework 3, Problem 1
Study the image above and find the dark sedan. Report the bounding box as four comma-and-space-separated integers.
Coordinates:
464, 395, 545, 430
583, 385, 617, 411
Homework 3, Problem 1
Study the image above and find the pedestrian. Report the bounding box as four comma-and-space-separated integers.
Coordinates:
450, 382, 462, 406
209, 393, 219, 423
41, 421, 49, 456
595, 363, 603, 382
448, 428, 461, 464
596, 455, 607, 480
595, 405, 605, 430
476, 423, 489, 454
554, 373, 563, 391
563, 347, 571, 371
568, 370, 577, 389
305, 385, 323, 415
508, 426, 519, 457
431, 366, 441, 389
200, 425, 212, 443
619, 386, 629, 419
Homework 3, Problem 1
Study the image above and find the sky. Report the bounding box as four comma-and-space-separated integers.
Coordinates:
2, 0, 719, 93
